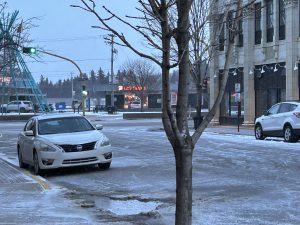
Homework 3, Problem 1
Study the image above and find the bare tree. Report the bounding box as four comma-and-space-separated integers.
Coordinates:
0, 2, 37, 72
72, 0, 251, 224
121, 59, 160, 111
189, 0, 211, 123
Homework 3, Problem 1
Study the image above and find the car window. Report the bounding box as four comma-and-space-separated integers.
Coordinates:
278, 103, 291, 113
268, 104, 280, 115
24, 119, 34, 131
38, 117, 95, 135
290, 104, 298, 111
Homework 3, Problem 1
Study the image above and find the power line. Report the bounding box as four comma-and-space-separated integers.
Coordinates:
34, 35, 106, 43
25, 58, 111, 63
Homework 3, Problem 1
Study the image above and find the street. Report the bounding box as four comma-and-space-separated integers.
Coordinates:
1, 118, 300, 225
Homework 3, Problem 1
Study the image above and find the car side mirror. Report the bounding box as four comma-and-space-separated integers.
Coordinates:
95, 124, 103, 130
25, 130, 34, 136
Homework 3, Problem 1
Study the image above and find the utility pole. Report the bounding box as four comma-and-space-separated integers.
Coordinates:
110, 34, 115, 107
105, 34, 116, 107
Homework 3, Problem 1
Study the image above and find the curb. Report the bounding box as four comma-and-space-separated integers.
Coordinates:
0, 157, 51, 191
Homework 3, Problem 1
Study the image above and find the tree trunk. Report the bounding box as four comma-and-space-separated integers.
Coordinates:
175, 146, 193, 225
196, 83, 202, 118
140, 92, 144, 112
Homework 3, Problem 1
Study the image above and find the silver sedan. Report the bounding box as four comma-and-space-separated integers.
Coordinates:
17, 113, 112, 175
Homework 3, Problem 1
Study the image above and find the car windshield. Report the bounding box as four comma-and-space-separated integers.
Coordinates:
38, 117, 94, 135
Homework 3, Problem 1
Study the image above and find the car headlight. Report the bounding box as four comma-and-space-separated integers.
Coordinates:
96, 136, 110, 148
37, 141, 57, 152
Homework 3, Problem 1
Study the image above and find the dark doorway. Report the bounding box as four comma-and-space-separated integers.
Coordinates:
254, 63, 286, 117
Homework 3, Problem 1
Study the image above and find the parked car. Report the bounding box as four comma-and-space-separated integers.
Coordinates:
1, 100, 33, 113
129, 101, 141, 109
254, 101, 300, 142
17, 113, 112, 175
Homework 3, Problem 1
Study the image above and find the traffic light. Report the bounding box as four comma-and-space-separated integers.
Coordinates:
82, 85, 88, 96
22, 47, 37, 54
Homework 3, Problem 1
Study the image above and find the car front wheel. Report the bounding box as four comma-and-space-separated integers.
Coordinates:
284, 125, 299, 143
255, 124, 265, 140
18, 148, 26, 168
33, 152, 43, 175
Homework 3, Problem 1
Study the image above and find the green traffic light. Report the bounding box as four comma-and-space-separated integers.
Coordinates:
82, 90, 88, 96
22, 47, 37, 54
30, 48, 36, 54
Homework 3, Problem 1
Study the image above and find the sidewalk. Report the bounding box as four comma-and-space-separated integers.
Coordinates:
205, 125, 254, 136
0, 158, 95, 225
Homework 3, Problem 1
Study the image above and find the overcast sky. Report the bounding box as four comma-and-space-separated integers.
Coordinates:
6, 0, 150, 82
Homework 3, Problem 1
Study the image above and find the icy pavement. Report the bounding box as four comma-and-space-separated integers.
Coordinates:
1, 120, 300, 224
0, 159, 98, 225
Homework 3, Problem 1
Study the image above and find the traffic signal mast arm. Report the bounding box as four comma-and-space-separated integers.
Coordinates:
22, 47, 87, 115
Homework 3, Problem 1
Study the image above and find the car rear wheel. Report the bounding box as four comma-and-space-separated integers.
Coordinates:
33, 151, 44, 175
284, 125, 299, 143
20, 108, 26, 113
98, 162, 111, 170
18, 148, 26, 169
255, 124, 265, 140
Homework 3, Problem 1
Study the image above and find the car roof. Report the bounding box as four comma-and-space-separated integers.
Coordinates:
33, 113, 83, 121
281, 101, 300, 105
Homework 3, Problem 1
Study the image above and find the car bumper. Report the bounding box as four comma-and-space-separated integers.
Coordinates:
37, 146, 112, 169
294, 128, 300, 136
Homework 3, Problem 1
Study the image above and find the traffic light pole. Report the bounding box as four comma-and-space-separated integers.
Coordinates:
36, 50, 87, 116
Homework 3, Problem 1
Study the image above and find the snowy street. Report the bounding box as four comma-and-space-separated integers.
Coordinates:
0, 118, 300, 225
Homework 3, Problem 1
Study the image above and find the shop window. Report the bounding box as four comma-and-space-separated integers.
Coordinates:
219, 68, 244, 118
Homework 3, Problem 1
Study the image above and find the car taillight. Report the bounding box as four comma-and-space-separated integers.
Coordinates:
293, 112, 300, 118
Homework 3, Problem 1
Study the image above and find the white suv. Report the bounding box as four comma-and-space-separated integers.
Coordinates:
255, 101, 300, 142
1, 101, 33, 113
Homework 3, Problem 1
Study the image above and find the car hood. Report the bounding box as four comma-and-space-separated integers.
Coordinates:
39, 130, 105, 145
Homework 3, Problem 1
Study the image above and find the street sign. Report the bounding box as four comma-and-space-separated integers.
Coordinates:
235, 83, 240, 92
235, 93, 241, 102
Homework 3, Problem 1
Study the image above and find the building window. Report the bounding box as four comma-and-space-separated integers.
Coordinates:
219, 14, 225, 51
227, 10, 235, 44
238, 15, 243, 47
279, 0, 285, 40
254, 2, 262, 44
266, 0, 274, 42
